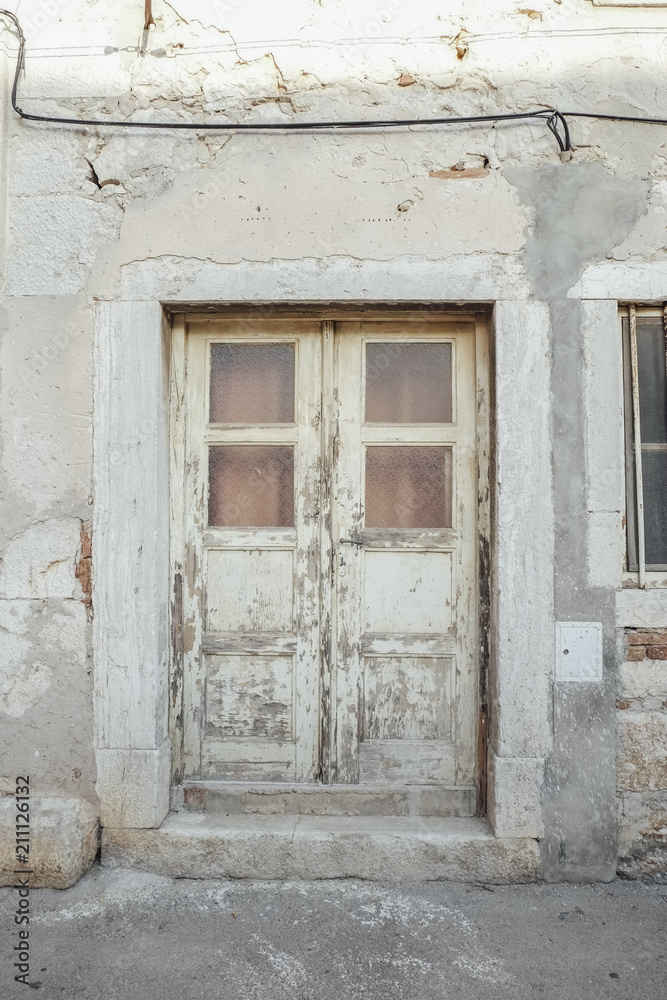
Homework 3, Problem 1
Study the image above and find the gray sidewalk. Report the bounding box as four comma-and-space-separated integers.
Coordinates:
3, 866, 666, 999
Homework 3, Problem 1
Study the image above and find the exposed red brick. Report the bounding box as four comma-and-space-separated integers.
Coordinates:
429, 167, 489, 180
79, 525, 92, 560
617, 700, 631, 710
646, 646, 667, 660
76, 526, 92, 606
628, 630, 667, 645
626, 646, 646, 661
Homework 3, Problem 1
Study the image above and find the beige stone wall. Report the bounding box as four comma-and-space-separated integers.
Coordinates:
618, 629, 667, 876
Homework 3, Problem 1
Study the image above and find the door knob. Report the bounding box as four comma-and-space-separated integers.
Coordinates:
339, 537, 363, 547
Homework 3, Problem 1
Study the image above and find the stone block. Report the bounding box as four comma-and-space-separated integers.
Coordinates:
620, 660, 667, 700
586, 511, 623, 589
618, 712, 667, 791
102, 813, 541, 883
0, 796, 98, 889
618, 789, 667, 851
616, 591, 667, 628
96, 744, 170, 829
582, 299, 624, 513
488, 754, 545, 839
618, 790, 667, 875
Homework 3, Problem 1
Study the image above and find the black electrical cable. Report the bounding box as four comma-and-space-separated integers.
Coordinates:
0, 8, 571, 154
3, 7, 667, 156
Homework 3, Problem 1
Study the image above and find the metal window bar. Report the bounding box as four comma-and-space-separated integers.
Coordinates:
629, 305, 647, 588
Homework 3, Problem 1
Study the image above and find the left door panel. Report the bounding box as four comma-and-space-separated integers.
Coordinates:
181, 320, 323, 781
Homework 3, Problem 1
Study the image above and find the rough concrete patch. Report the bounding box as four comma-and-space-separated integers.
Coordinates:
0, 518, 82, 600
0, 657, 52, 719
9, 131, 90, 197
6, 196, 123, 296
0, 598, 32, 634
0, 598, 87, 718
90, 134, 200, 189
504, 164, 650, 297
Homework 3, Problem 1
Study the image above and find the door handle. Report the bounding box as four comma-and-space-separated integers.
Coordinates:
339, 537, 363, 547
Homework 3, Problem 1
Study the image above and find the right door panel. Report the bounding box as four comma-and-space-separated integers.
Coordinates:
333, 322, 479, 787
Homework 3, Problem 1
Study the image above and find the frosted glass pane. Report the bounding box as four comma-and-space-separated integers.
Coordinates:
365, 447, 452, 528
637, 320, 667, 443
642, 449, 667, 566
210, 343, 295, 424
209, 446, 294, 527
366, 342, 452, 423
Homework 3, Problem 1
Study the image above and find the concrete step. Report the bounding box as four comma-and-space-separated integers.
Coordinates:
101, 813, 540, 881
173, 781, 477, 818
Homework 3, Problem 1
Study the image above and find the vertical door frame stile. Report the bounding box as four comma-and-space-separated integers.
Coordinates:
475, 314, 492, 815
332, 325, 365, 783
168, 314, 187, 786
451, 326, 478, 786
319, 320, 336, 783
181, 326, 208, 777
293, 330, 324, 780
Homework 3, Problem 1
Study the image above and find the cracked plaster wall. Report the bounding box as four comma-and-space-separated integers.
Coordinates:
1, 0, 667, 881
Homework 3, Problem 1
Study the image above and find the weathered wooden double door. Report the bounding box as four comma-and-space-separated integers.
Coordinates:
177, 316, 482, 791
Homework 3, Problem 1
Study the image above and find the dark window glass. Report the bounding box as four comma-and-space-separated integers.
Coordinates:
210, 343, 295, 424
365, 447, 452, 529
365, 342, 453, 423
209, 446, 294, 527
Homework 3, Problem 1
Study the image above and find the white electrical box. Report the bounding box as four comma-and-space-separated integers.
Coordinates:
555, 622, 603, 682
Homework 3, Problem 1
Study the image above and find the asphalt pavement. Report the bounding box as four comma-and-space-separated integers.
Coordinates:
2, 865, 666, 999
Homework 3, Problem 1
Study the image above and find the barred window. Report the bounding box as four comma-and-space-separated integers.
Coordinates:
622, 307, 667, 578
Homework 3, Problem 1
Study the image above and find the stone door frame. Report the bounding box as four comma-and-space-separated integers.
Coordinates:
92, 265, 558, 842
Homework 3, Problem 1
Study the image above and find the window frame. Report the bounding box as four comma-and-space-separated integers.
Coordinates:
620, 304, 667, 583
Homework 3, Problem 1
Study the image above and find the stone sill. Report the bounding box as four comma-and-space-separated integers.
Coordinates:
617, 590, 667, 629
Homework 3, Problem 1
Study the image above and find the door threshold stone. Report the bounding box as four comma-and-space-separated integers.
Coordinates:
173, 780, 477, 818
101, 813, 539, 882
